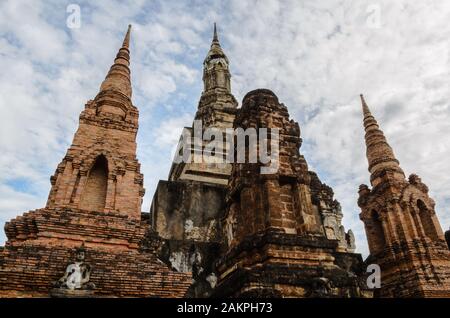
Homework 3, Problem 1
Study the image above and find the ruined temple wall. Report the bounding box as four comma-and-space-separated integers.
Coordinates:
358, 176, 450, 297
0, 205, 194, 298
0, 245, 192, 298
371, 241, 450, 298
150, 179, 226, 295
151, 180, 226, 242
69, 121, 137, 157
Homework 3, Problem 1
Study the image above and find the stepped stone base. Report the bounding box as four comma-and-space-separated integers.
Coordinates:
0, 207, 192, 298
213, 231, 372, 298
50, 289, 95, 298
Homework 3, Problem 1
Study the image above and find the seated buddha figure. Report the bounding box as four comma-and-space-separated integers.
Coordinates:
54, 245, 95, 290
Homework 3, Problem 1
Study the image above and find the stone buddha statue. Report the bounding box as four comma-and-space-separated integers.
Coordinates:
53, 245, 95, 291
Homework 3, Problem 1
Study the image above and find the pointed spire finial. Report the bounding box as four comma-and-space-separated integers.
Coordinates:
213, 22, 219, 43
360, 94, 371, 116
122, 24, 132, 49
360, 93, 366, 106
205, 22, 227, 62
359, 94, 405, 185
96, 24, 133, 101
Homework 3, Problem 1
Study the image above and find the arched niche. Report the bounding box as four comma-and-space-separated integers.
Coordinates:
79, 155, 108, 211
367, 210, 386, 255
417, 199, 439, 241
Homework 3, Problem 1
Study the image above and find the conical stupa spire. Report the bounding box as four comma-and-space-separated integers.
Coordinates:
204, 23, 227, 64
97, 25, 132, 101
122, 24, 131, 49
360, 94, 405, 185
213, 22, 219, 43
360, 94, 371, 116
201, 22, 231, 94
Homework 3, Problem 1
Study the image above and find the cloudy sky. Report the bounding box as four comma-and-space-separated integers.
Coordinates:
0, 0, 449, 257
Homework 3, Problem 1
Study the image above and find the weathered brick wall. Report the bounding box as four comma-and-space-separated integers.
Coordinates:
371, 241, 450, 297
5, 208, 147, 249
0, 244, 192, 298
0, 186, 196, 298
0, 206, 193, 298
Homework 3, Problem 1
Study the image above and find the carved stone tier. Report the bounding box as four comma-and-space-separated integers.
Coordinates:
213, 231, 369, 297
50, 289, 95, 298
5, 208, 147, 250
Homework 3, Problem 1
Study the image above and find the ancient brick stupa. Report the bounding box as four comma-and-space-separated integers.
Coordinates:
0, 25, 191, 297
150, 25, 366, 298
211, 89, 366, 297
357, 95, 450, 297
